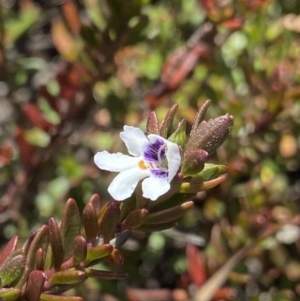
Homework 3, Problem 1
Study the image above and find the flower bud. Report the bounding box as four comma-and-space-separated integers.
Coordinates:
186, 114, 234, 155
181, 149, 208, 176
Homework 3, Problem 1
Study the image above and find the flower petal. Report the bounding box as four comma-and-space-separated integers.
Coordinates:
94, 151, 139, 172
148, 134, 181, 182
142, 176, 170, 201
120, 126, 148, 156
143, 135, 165, 163
165, 140, 181, 181
108, 167, 150, 201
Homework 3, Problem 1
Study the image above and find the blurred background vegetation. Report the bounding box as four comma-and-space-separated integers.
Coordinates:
1, 0, 300, 300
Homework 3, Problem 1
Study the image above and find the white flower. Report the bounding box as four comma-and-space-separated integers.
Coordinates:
94, 126, 181, 201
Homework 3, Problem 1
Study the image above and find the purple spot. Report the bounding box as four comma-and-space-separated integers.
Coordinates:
143, 138, 165, 163
150, 169, 168, 178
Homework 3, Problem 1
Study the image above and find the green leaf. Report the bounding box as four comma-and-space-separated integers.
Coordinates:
40, 294, 83, 301
50, 270, 86, 285
0, 288, 21, 301
193, 163, 228, 182
85, 244, 113, 264
0, 250, 25, 287
74, 236, 87, 262
168, 119, 187, 149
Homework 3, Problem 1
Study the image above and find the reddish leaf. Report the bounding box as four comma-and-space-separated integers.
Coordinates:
186, 244, 206, 286
51, 19, 77, 61
222, 17, 243, 29
146, 44, 210, 109
0, 236, 19, 266
161, 44, 210, 91
61, 1, 81, 35
24, 270, 45, 301
15, 127, 35, 163
0, 144, 13, 166
57, 64, 80, 101
211, 287, 237, 301
23, 103, 56, 132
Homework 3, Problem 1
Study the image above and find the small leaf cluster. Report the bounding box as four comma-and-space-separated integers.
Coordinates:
0, 103, 233, 300
0, 196, 126, 301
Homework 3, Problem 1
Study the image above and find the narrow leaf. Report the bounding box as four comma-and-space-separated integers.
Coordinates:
25, 225, 49, 270
143, 201, 194, 225
159, 104, 178, 138
85, 244, 113, 264
193, 163, 228, 182
179, 175, 227, 193
121, 209, 149, 229
98, 201, 120, 243
89, 194, 101, 215
0, 288, 21, 301
86, 269, 127, 279
190, 99, 211, 137
24, 270, 45, 301
49, 218, 64, 270
74, 236, 87, 262
40, 293, 83, 301
137, 221, 177, 232
83, 202, 98, 245
49, 270, 86, 285
146, 111, 159, 135
105, 248, 124, 265
0, 236, 19, 266
35, 248, 44, 271
192, 243, 253, 301
60, 198, 81, 260
0, 251, 25, 287
168, 119, 187, 149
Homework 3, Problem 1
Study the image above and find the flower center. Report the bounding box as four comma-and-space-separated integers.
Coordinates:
141, 138, 168, 173
138, 160, 147, 170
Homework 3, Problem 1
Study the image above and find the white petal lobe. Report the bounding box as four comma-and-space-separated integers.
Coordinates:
120, 126, 148, 156
94, 151, 139, 172
108, 167, 150, 201
142, 176, 170, 201
165, 141, 181, 181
